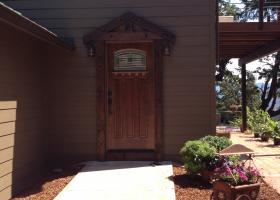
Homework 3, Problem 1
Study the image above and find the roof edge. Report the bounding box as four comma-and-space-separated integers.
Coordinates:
83, 12, 175, 45
0, 3, 75, 51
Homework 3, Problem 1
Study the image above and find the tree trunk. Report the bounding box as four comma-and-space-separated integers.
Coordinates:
216, 58, 230, 81
260, 52, 280, 112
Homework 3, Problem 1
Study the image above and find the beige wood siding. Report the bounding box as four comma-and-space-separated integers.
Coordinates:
0, 21, 48, 199
3, 0, 216, 159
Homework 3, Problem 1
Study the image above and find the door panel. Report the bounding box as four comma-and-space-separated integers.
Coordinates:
107, 43, 155, 150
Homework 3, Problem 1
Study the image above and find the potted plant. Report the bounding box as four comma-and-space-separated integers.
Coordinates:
230, 117, 242, 132
199, 136, 232, 182
180, 136, 233, 182
249, 109, 268, 138
260, 119, 275, 142
272, 122, 280, 145
212, 159, 261, 200
180, 140, 217, 176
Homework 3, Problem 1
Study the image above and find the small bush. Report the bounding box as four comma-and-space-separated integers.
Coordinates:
230, 117, 242, 128
180, 140, 216, 175
200, 135, 232, 152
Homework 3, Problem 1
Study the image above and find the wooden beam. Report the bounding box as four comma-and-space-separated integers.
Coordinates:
219, 22, 280, 32
241, 64, 247, 132
239, 39, 280, 65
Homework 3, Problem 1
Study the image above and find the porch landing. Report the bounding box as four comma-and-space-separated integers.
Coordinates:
54, 161, 175, 200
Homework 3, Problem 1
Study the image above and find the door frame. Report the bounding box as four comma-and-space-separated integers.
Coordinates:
95, 38, 163, 161
106, 41, 156, 151
83, 12, 175, 161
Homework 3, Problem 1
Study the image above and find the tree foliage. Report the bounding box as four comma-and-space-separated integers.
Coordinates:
256, 52, 280, 116
239, 0, 280, 21
219, 0, 241, 17
216, 70, 260, 112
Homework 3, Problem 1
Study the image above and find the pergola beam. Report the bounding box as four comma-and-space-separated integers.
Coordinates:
239, 39, 280, 65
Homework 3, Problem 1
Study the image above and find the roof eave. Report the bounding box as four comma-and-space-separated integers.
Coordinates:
0, 3, 75, 51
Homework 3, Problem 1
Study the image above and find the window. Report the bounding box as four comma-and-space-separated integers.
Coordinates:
114, 49, 147, 71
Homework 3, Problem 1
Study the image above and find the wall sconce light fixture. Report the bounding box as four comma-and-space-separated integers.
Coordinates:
164, 45, 171, 56
87, 45, 95, 57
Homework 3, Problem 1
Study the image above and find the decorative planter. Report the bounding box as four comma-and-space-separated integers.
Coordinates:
201, 169, 214, 182
216, 132, 231, 139
274, 138, 280, 145
254, 132, 261, 138
212, 181, 260, 200
261, 132, 270, 142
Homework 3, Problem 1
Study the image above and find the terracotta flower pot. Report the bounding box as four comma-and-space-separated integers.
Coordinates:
261, 132, 270, 142
254, 132, 261, 138
201, 169, 214, 183
212, 181, 260, 200
274, 138, 280, 145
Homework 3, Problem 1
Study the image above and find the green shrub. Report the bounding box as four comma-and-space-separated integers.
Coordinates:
250, 109, 274, 133
200, 135, 232, 152
272, 121, 280, 139
230, 117, 242, 128
180, 140, 216, 175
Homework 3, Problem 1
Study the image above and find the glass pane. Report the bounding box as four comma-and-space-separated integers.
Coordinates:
114, 49, 147, 71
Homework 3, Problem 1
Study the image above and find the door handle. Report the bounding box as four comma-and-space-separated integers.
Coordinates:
108, 90, 113, 114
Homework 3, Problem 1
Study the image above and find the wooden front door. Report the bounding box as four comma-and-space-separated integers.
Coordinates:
106, 42, 156, 150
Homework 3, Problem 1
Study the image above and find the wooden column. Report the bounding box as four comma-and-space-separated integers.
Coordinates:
241, 64, 247, 132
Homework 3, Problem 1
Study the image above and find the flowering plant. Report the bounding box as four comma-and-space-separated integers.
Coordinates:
215, 159, 261, 186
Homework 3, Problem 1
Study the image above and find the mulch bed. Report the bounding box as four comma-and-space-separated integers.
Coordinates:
12, 163, 280, 200
12, 165, 83, 200
173, 163, 280, 200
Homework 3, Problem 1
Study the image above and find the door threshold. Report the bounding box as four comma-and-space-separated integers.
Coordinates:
106, 149, 156, 161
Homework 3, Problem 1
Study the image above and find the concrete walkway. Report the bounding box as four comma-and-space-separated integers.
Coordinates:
231, 133, 280, 194
54, 161, 175, 200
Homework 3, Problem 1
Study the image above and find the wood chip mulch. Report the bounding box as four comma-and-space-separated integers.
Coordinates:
173, 163, 280, 200
11, 163, 280, 200
12, 165, 83, 200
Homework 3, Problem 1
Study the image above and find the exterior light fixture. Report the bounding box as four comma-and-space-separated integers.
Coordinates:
87, 45, 95, 57
164, 45, 170, 56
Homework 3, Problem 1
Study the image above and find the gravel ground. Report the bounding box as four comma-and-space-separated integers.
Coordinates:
12, 165, 82, 200
173, 164, 280, 200
12, 163, 280, 200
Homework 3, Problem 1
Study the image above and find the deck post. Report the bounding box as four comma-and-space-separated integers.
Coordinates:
241, 64, 247, 132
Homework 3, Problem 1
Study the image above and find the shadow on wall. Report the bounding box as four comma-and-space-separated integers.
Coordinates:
0, 97, 46, 199
0, 101, 17, 199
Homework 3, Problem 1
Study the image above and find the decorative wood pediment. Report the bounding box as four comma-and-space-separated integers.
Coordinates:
83, 12, 175, 47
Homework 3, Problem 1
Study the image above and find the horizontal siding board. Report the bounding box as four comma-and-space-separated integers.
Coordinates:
0, 148, 14, 164
0, 20, 48, 199
0, 101, 17, 110
0, 160, 13, 178
0, 173, 12, 191
49, 142, 96, 155
14, 6, 210, 19
0, 135, 15, 150
0, 109, 16, 123
1, 0, 215, 158
45, 25, 210, 38
30, 16, 210, 29
2, 0, 210, 9
66, 45, 211, 59
0, 122, 16, 137
0, 186, 12, 200
73, 35, 211, 48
